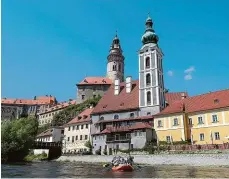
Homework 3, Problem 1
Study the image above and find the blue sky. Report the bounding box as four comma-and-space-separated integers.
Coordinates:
2, 0, 229, 101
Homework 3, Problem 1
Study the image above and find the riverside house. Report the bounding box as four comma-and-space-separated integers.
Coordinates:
154, 89, 229, 145
36, 126, 64, 142
62, 107, 94, 153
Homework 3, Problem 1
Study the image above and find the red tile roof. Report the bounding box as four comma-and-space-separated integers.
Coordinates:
165, 92, 188, 104
77, 77, 113, 85
1, 96, 56, 105
92, 80, 139, 114
93, 122, 153, 135
66, 107, 94, 125
38, 100, 76, 115
92, 79, 188, 114
156, 89, 229, 116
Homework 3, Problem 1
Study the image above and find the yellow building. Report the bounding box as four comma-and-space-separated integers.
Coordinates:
154, 89, 229, 145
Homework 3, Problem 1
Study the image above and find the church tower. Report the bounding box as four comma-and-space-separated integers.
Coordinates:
139, 15, 166, 116
107, 32, 125, 82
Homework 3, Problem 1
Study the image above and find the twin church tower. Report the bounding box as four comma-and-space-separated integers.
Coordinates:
106, 15, 165, 114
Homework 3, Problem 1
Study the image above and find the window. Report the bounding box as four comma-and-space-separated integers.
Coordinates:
85, 135, 88, 140
80, 135, 82, 140
118, 63, 121, 72
188, 118, 192, 125
93, 95, 96, 98
134, 131, 138, 136
145, 57, 150, 68
72, 126, 75, 130
214, 132, 220, 140
158, 120, 162, 127
81, 125, 84, 129
68, 127, 70, 131
198, 116, 203, 124
130, 113, 135, 118
75, 136, 78, 140
94, 136, 96, 140
131, 144, 134, 149
173, 118, 178, 126
61, 130, 64, 134
147, 112, 151, 116
113, 65, 117, 71
116, 145, 119, 150
76, 125, 79, 130
49, 113, 51, 117
146, 74, 151, 86
114, 114, 119, 119
86, 124, 88, 129
212, 115, 218, 123
67, 137, 70, 141
138, 131, 142, 136
100, 116, 104, 120
166, 136, 171, 143
147, 91, 151, 105
72, 136, 74, 143
200, 133, 204, 141
81, 95, 85, 100
93, 87, 96, 92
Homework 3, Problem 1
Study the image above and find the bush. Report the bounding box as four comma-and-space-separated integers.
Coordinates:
1, 117, 38, 162
95, 149, 101, 155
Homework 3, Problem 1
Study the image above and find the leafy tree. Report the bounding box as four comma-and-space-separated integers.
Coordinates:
51, 95, 102, 126
1, 117, 38, 162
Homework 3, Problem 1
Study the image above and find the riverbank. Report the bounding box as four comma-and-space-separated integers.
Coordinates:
56, 153, 229, 166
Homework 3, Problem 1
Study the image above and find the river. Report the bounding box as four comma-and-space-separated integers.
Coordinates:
2, 161, 229, 178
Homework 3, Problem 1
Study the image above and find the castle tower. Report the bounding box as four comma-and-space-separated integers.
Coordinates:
106, 32, 125, 82
138, 15, 166, 116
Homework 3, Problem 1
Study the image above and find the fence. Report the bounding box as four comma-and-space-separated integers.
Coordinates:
167, 143, 229, 151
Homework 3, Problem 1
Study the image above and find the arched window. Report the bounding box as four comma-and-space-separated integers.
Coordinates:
145, 57, 150, 68
114, 114, 119, 119
146, 73, 151, 86
99, 116, 104, 121
147, 91, 151, 105
113, 64, 117, 71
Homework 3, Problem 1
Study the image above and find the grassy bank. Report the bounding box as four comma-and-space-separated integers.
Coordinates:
24, 153, 48, 162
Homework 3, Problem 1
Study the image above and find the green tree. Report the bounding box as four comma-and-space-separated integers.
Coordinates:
51, 95, 102, 126
1, 117, 38, 162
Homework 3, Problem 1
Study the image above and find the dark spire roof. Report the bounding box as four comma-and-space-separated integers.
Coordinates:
141, 14, 159, 45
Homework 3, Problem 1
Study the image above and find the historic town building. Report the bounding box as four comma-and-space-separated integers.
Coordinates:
154, 89, 229, 145
1, 95, 57, 121
62, 107, 94, 153
75, 33, 125, 103
90, 15, 188, 154
36, 126, 64, 142
37, 100, 76, 126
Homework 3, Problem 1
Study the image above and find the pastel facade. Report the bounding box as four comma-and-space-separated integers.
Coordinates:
36, 127, 64, 142
37, 100, 76, 126
62, 108, 94, 153
154, 90, 229, 145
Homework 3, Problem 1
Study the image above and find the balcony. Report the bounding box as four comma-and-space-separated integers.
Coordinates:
106, 136, 131, 143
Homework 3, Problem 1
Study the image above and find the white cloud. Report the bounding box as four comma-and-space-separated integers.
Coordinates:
184, 74, 192, 80
184, 66, 195, 73
167, 70, 174, 77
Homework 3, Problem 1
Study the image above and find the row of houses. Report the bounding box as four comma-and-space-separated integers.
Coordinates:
35, 15, 229, 154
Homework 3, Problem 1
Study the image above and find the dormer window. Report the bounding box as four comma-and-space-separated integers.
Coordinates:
78, 116, 82, 120
214, 99, 219, 104
99, 116, 104, 121
130, 113, 135, 118
114, 114, 119, 119
83, 115, 87, 119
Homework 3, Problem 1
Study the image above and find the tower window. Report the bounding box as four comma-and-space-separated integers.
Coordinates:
145, 57, 150, 68
113, 65, 117, 71
147, 91, 151, 105
146, 74, 151, 86
118, 63, 121, 72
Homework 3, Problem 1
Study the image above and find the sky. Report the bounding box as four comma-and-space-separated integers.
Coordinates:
2, 0, 229, 102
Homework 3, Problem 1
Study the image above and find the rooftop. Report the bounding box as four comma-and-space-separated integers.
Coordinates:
77, 77, 113, 86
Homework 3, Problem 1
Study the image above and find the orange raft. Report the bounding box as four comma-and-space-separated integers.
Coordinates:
112, 164, 134, 172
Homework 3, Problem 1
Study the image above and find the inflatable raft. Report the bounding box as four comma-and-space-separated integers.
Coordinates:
112, 164, 134, 172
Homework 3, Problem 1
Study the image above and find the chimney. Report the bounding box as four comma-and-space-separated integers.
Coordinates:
126, 76, 132, 93
114, 79, 120, 95
181, 93, 186, 99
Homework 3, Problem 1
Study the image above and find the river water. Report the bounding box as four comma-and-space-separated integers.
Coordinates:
2, 161, 229, 178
